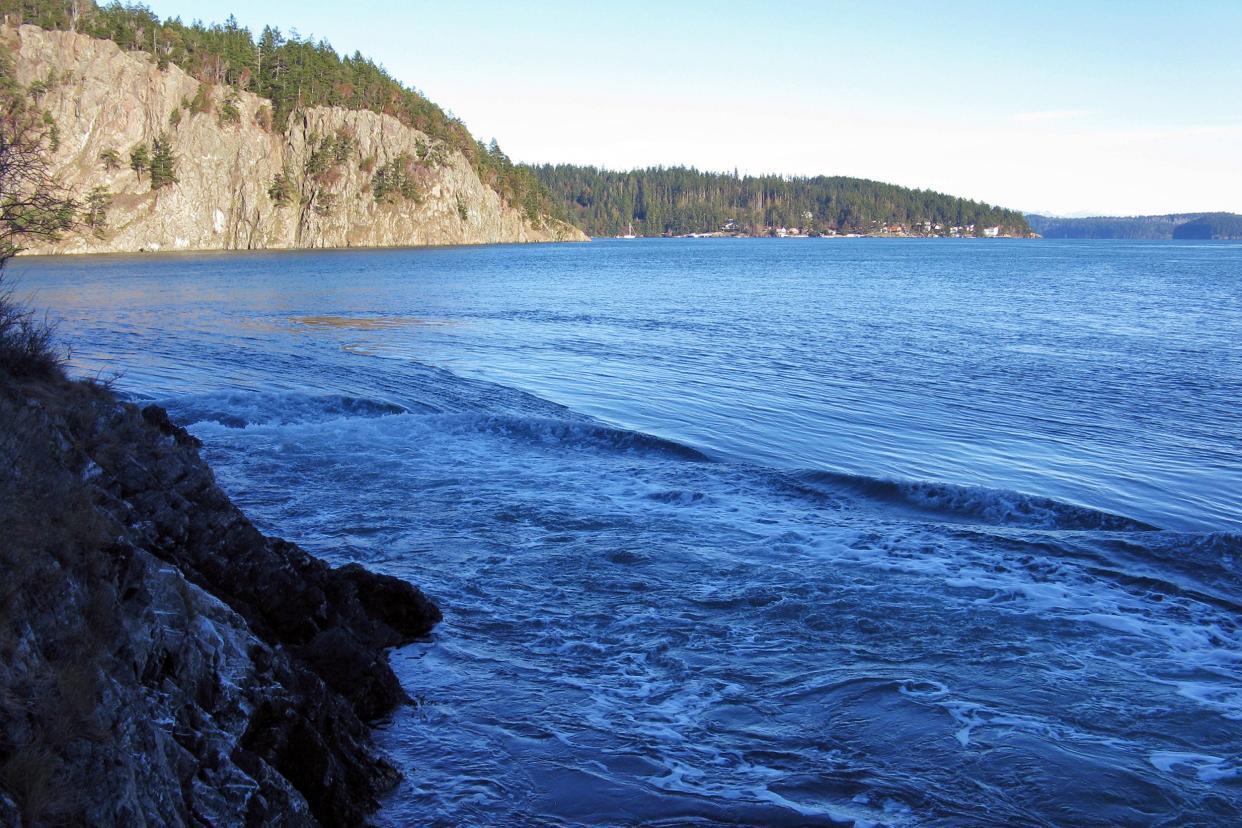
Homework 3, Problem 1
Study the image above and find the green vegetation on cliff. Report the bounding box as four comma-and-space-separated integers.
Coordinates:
530, 165, 1031, 237
0, 50, 75, 259
1, 0, 564, 222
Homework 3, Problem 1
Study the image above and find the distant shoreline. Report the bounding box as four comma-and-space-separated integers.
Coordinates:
12, 238, 585, 260
595, 233, 1037, 240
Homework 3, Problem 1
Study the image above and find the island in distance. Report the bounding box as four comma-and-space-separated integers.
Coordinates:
1027, 211, 1242, 240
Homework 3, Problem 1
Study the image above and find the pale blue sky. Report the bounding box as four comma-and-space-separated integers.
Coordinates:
149, 0, 1242, 215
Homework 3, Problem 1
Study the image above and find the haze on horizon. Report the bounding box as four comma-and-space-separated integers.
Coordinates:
147, 0, 1242, 217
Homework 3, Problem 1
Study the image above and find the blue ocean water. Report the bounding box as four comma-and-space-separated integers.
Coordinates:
14, 238, 1242, 825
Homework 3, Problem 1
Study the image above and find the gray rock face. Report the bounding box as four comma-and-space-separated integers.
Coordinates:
0, 373, 441, 826
7, 24, 587, 254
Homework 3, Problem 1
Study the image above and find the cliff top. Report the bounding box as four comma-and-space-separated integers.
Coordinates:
1, 0, 570, 230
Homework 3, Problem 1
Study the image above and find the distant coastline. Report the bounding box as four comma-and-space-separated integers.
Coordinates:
1027, 212, 1242, 240
599, 225, 1033, 240
532, 165, 1035, 239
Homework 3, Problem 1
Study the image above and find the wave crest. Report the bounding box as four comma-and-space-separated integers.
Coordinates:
430, 414, 711, 461
164, 391, 410, 428
798, 470, 1157, 531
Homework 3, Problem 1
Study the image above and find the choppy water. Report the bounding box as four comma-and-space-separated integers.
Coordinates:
14, 238, 1242, 825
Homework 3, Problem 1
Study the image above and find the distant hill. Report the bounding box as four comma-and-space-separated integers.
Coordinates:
1027, 212, 1242, 240
1171, 213, 1242, 240
530, 165, 1033, 237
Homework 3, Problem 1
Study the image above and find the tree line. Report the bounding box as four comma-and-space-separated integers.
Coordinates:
530, 165, 1031, 237
1027, 212, 1242, 240
0, 0, 564, 224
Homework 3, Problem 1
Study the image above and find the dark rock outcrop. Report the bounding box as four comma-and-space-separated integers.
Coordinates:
0, 375, 440, 826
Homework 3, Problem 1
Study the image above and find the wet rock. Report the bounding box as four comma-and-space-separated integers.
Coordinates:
1, 376, 441, 825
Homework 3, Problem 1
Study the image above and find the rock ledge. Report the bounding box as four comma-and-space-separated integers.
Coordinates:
0, 374, 440, 826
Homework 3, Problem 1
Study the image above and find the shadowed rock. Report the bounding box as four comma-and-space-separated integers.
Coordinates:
1, 378, 441, 827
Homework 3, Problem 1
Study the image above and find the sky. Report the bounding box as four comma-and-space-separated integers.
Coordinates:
148, 0, 1242, 216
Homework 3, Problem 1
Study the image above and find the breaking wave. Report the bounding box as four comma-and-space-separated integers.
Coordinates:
162, 391, 413, 429
418, 413, 713, 461
796, 470, 1158, 531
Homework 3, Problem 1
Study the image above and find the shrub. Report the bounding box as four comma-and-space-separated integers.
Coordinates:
312, 192, 336, 217
98, 148, 120, 170
304, 133, 340, 180
188, 83, 212, 115
254, 105, 272, 131
372, 153, 421, 203
218, 97, 240, 127
268, 167, 296, 206
42, 111, 59, 152
0, 277, 65, 380
331, 127, 355, 164
415, 138, 447, 166
84, 187, 112, 234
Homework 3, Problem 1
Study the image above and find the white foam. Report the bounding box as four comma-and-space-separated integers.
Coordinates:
1150, 752, 1241, 782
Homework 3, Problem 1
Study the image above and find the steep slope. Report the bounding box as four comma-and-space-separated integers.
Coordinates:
6, 24, 586, 254
0, 361, 441, 826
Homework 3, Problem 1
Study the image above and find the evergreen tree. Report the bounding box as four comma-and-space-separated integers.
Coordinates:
0, 0, 564, 224
84, 185, 111, 232
530, 165, 1030, 237
129, 142, 149, 177
267, 167, 295, 205
149, 134, 176, 189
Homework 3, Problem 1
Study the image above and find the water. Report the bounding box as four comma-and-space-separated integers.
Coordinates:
12, 238, 1242, 825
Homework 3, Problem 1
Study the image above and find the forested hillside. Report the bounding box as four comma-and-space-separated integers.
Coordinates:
1172, 213, 1242, 239
531, 165, 1032, 237
1026, 212, 1242, 240
0, 0, 563, 222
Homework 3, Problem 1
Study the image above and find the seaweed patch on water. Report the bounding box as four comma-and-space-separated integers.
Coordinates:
290, 314, 457, 330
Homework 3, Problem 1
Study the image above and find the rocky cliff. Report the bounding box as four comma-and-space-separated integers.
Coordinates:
0, 359, 442, 825
5, 24, 587, 254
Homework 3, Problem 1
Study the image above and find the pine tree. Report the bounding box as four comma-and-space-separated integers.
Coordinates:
149, 134, 177, 190
2, 0, 563, 224
85, 186, 112, 232
129, 143, 149, 177
267, 166, 295, 205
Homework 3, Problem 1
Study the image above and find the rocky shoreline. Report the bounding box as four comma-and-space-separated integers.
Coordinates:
0, 368, 440, 826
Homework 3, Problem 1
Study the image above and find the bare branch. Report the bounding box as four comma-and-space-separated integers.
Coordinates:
1, 59, 79, 266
